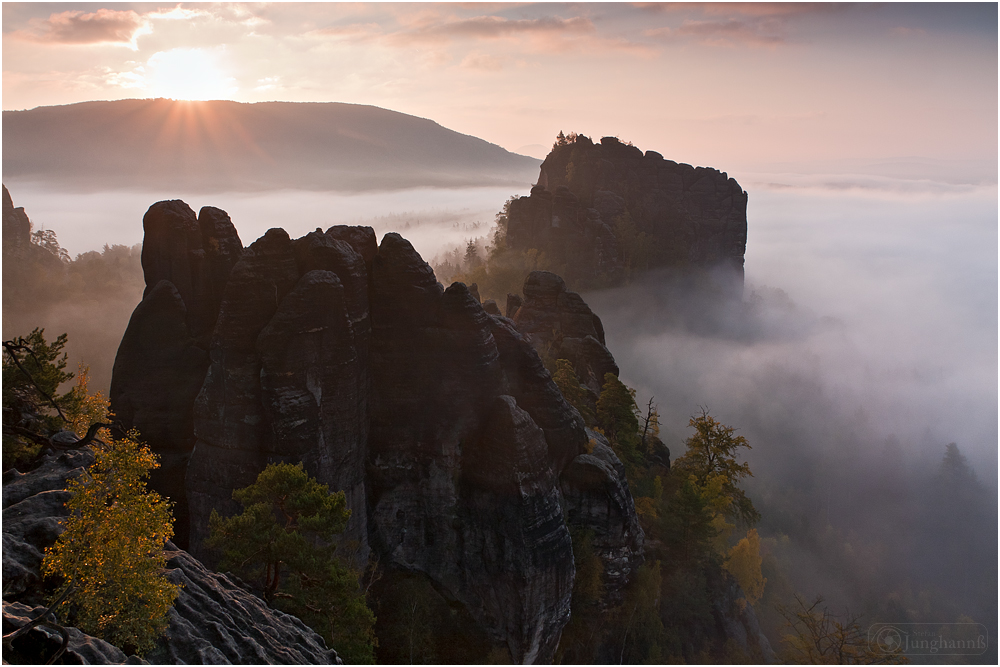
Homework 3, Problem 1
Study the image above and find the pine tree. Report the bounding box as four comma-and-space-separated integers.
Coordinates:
207, 462, 377, 663
596, 372, 641, 463
552, 359, 595, 425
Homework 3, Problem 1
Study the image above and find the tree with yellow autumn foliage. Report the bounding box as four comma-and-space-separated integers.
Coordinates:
724, 529, 767, 609
41, 430, 179, 655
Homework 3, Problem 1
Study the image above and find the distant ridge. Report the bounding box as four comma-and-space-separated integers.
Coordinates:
2, 99, 540, 192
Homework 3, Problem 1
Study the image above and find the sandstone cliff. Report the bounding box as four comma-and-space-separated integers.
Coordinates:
109, 202, 645, 663
504, 135, 747, 290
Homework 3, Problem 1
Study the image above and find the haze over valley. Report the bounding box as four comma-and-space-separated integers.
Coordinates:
3, 2, 996, 664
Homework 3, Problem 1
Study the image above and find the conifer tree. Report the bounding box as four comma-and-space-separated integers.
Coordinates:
552, 359, 595, 425
207, 462, 377, 663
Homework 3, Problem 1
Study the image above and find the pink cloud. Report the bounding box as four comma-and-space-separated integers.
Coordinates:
392, 15, 595, 44
640, 3, 828, 18
646, 18, 787, 48
461, 52, 504, 71
17, 9, 145, 46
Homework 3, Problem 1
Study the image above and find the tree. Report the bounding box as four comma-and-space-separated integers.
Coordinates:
41, 430, 179, 655
3, 330, 110, 470
464, 239, 482, 271
640, 397, 661, 452
207, 462, 377, 663
672, 409, 760, 526
723, 529, 766, 609
778, 595, 908, 664
3, 329, 75, 432
551, 359, 595, 425
595, 372, 641, 462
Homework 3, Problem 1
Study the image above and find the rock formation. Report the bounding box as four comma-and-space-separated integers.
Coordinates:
2, 449, 340, 665
110, 201, 243, 549
504, 135, 748, 291
511, 270, 619, 401
2, 185, 31, 253
109, 203, 645, 663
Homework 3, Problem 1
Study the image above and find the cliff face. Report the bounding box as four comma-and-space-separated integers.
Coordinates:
110, 203, 644, 663
504, 136, 747, 290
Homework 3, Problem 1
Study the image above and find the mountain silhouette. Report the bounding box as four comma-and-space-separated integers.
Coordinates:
3, 99, 540, 192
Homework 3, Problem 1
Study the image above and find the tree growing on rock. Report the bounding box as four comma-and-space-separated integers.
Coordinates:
552, 359, 595, 425
207, 462, 377, 663
672, 409, 760, 527
596, 372, 641, 464
41, 430, 179, 655
3, 329, 113, 470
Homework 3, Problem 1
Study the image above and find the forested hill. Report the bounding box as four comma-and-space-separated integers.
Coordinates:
2, 99, 540, 192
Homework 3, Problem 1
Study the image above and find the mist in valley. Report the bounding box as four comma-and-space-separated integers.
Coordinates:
4, 171, 996, 659
1, 182, 528, 393
582, 179, 998, 658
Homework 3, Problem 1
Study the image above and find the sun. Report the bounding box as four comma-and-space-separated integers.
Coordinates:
146, 48, 237, 101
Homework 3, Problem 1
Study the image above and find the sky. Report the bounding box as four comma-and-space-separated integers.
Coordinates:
3, 2, 997, 174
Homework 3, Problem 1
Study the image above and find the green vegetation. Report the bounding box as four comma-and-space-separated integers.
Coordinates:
551, 359, 595, 425
2, 329, 111, 469
548, 365, 768, 662
436, 196, 557, 303
41, 429, 179, 655
206, 462, 377, 664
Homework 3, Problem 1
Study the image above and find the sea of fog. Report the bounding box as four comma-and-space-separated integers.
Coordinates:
5, 182, 526, 260
5, 176, 997, 475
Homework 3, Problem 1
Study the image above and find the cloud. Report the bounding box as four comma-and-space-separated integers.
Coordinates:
390, 15, 595, 45
640, 3, 829, 18
461, 52, 504, 71
646, 18, 786, 48
306, 22, 384, 41
16, 9, 148, 48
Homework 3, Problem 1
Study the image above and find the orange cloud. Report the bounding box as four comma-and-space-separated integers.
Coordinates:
17, 9, 146, 47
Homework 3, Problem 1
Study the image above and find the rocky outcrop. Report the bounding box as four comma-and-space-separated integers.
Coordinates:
505, 135, 747, 291
366, 235, 579, 662
110, 201, 243, 548
2, 184, 31, 253
560, 430, 645, 605
712, 573, 776, 663
111, 202, 645, 663
512, 270, 619, 399
187, 227, 371, 565
1, 449, 340, 665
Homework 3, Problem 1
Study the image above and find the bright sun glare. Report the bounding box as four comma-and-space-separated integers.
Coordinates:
146, 48, 236, 101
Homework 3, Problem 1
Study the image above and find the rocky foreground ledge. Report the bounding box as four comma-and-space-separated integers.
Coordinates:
2, 449, 340, 665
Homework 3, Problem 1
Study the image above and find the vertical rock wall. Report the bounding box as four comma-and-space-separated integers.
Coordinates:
506, 135, 748, 291
111, 203, 645, 663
